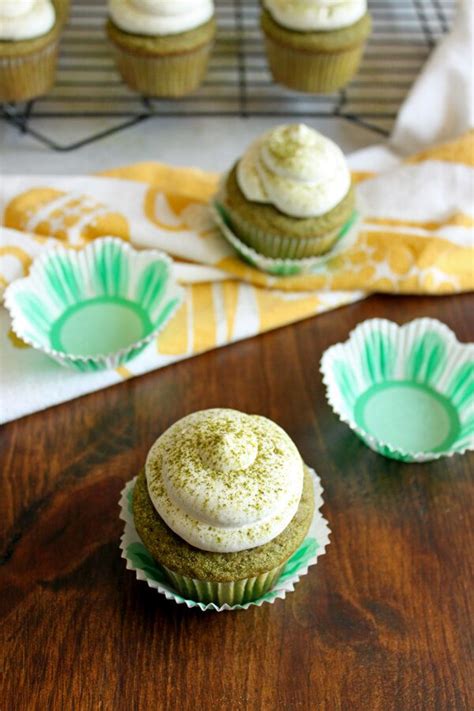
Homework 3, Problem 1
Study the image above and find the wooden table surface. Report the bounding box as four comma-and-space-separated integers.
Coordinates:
1, 293, 473, 711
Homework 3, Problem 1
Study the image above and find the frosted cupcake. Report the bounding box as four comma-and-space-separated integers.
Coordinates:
216, 123, 355, 259
132, 409, 315, 605
0, 0, 61, 102
106, 0, 216, 97
261, 0, 372, 93
53, 0, 69, 26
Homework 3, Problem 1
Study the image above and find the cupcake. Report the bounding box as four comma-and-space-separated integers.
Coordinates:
261, 0, 372, 93
0, 0, 61, 103
132, 409, 315, 605
53, 0, 69, 26
216, 123, 356, 259
106, 0, 216, 97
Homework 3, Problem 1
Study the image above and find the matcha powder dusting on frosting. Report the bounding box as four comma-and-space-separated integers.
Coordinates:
236, 123, 351, 218
145, 409, 304, 553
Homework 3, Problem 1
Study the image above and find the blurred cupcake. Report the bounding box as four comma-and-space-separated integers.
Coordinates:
53, 0, 69, 26
106, 0, 216, 97
0, 0, 61, 102
216, 123, 355, 259
132, 409, 315, 605
261, 0, 371, 93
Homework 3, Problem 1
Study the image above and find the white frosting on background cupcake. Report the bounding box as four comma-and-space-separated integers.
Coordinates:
0, 0, 55, 41
109, 0, 214, 36
145, 409, 304, 553
237, 123, 351, 218
264, 0, 367, 32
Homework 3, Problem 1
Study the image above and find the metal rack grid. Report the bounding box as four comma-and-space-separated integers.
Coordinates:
1, 0, 454, 151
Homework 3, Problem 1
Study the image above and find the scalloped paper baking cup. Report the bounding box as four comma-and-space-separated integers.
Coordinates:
321, 318, 474, 462
4, 237, 184, 371
212, 202, 360, 276
119, 466, 330, 611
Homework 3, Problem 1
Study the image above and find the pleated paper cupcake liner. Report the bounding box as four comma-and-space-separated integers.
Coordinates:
0, 39, 59, 103
119, 466, 331, 612
4, 237, 184, 371
321, 318, 474, 462
263, 35, 366, 93
213, 202, 361, 276
109, 41, 214, 97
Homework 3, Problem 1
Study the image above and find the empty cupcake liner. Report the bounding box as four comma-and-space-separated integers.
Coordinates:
4, 237, 184, 371
119, 466, 331, 612
212, 202, 361, 276
320, 318, 474, 462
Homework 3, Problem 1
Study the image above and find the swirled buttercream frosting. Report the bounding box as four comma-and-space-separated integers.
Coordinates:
264, 0, 367, 32
0, 0, 55, 41
236, 123, 351, 218
145, 409, 304, 553
108, 0, 214, 36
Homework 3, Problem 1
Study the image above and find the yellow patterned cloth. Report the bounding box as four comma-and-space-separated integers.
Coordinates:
0, 132, 473, 422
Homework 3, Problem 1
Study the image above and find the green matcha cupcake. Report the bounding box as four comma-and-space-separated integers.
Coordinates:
261, 1, 371, 93
131, 409, 315, 606
215, 123, 356, 260
53, 0, 69, 26
0, 0, 61, 103
107, 0, 216, 97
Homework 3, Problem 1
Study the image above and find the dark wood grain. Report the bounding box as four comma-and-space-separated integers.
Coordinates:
1, 293, 473, 711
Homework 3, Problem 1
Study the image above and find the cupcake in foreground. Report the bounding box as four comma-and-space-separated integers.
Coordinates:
261, 0, 372, 93
215, 123, 356, 260
0, 0, 61, 102
132, 409, 315, 605
106, 0, 216, 97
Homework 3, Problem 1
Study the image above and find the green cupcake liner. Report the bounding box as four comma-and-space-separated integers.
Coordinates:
0, 39, 59, 102
263, 34, 366, 93
109, 40, 214, 97
4, 237, 184, 371
163, 564, 285, 607
320, 318, 474, 462
213, 201, 361, 276
119, 466, 330, 611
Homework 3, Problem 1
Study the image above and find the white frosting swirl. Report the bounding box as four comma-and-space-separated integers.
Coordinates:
0, 0, 55, 41
237, 123, 351, 218
145, 409, 304, 553
264, 0, 367, 31
109, 0, 214, 36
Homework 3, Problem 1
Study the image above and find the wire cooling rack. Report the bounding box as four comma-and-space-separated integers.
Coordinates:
1, 0, 454, 151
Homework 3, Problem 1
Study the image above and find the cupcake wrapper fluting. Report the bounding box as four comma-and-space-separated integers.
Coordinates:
109, 41, 214, 97
0, 40, 59, 103
263, 35, 366, 93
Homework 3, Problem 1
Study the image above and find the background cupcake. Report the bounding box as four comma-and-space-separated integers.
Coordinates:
53, 0, 69, 26
261, 0, 372, 93
107, 0, 216, 97
0, 0, 61, 103
216, 123, 355, 259
132, 409, 315, 605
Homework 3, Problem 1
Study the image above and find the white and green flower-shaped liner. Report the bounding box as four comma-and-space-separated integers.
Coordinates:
119, 466, 330, 612
321, 318, 474, 462
212, 201, 361, 277
4, 237, 184, 371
